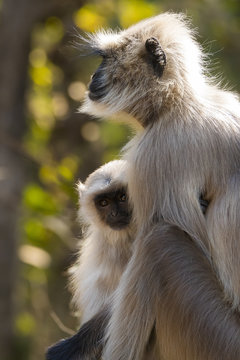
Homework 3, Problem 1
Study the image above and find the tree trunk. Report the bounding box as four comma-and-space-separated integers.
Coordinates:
0, 2, 32, 358
0, 0, 83, 358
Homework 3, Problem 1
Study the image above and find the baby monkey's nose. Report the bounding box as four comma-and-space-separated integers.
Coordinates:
111, 209, 118, 217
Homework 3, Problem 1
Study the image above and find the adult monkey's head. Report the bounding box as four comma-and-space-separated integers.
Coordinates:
80, 13, 204, 127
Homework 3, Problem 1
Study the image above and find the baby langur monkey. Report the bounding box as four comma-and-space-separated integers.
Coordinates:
46, 160, 138, 360
70, 159, 134, 324
46, 160, 210, 360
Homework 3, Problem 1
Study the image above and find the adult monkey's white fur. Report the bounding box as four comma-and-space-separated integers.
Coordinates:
81, 12, 240, 360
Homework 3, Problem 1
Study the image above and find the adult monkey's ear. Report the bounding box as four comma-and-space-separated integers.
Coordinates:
145, 37, 166, 77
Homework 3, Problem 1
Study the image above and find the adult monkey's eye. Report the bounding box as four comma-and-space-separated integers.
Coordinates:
99, 199, 109, 207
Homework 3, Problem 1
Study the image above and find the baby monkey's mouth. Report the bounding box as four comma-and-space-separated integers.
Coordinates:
109, 220, 131, 230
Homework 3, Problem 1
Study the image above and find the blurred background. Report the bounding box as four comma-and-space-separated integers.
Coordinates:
0, 0, 239, 359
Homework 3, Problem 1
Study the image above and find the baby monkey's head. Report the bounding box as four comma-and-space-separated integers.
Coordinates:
78, 160, 132, 231
81, 12, 204, 126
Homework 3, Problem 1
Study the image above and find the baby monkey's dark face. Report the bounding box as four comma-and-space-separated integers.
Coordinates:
94, 187, 131, 230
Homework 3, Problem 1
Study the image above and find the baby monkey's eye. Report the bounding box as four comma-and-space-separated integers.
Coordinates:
119, 193, 126, 202
99, 199, 109, 207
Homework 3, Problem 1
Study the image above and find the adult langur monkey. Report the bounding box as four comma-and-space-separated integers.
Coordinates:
80, 12, 240, 360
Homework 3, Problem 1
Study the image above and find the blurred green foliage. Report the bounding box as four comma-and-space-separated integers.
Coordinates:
14, 0, 239, 359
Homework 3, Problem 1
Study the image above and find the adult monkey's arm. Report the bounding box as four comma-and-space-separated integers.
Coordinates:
103, 222, 240, 360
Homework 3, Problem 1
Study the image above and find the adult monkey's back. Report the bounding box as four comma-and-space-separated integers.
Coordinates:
81, 13, 240, 359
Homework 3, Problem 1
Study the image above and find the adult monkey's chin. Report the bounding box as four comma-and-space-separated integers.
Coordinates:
88, 91, 101, 101
80, 94, 142, 130
79, 94, 111, 118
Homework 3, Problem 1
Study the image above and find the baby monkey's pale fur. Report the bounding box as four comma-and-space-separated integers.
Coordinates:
70, 160, 134, 323
81, 12, 240, 360
69, 160, 158, 359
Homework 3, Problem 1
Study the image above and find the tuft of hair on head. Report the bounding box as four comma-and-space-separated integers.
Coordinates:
74, 28, 122, 57
76, 181, 86, 199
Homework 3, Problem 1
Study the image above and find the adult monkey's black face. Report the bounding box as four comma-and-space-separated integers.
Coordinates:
88, 57, 108, 101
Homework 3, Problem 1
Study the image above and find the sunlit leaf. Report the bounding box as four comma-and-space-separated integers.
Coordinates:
27, 267, 47, 284
100, 121, 130, 147
30, 122, 50, 142
24, 218, 47, 244
24, 122, 51, 161
31, 17, 63, 55
39, 165, 59, 185
30, 65, 53, 87
15, 312, 36, 336
45, 17, 64, 43
102, 150, 121, 163
57, 165, 74, 181
29, 48, 47, 68
57, 156, 79, 181
119, 0, 158, 28
28, 92, 55, 129
74, 5, 107, 31
52, 93, 69, 118
61, 156, 79, 174
23, 184, 59, 214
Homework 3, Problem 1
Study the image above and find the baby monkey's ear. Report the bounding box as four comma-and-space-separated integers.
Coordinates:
145, 37, 166, 77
